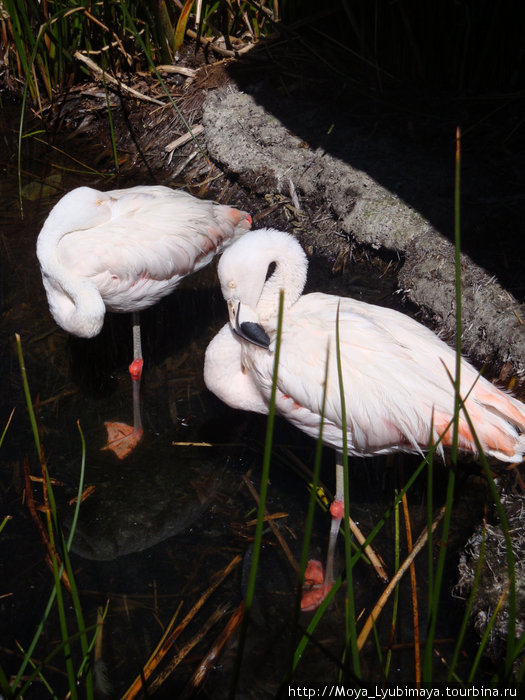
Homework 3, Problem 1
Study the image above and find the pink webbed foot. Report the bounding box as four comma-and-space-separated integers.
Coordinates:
304, 559, 324, 586
103, 422, 144, 460
300, 560, 334, 611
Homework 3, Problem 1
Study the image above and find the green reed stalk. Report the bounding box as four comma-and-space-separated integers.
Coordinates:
292, 576, 344, 671
426, 419, 435, 607
15, 334, 41, 458
447, 530, 486, 682
335, 301, 361, 678
58, 425, 94, 694
282, 345, 330, 684
118, 3, 204, 157
103, 73, 120, 174
50, 529, 78, 698
229, 291, 285, 698
422, 127, 462, 682
384, 492, 401, 679
429, 131, 520, 683
10, 7, 74, 210
0, 409, 15, 450
3, 0, 40, 103
457, 404, 520, 680
11, 336, 94, 698
15, 622, 100, 699
468, 585, 510, 684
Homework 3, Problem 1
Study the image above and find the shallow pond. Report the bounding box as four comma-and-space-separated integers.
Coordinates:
0, 111, 497, 697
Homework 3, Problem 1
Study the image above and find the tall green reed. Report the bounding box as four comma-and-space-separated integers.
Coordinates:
422, 126, 464, 681
0, 335, 100, 699
335, 301, 361, 678
2, 0, 280, 108
228, 291, 285, 698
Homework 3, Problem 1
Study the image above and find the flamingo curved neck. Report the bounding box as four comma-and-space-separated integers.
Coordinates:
37, 219, 106, 339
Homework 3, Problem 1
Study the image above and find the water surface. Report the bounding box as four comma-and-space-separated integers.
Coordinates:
0, 114, 491, 696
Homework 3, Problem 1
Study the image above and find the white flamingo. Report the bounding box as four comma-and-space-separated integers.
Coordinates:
204, 228, 525, 610
37, 185, 252, 459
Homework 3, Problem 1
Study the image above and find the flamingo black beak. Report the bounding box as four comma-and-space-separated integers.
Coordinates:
229, 301, 271, 349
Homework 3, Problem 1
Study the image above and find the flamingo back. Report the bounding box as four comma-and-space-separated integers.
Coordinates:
241, 292, 525, 462
54, 186, 251, 313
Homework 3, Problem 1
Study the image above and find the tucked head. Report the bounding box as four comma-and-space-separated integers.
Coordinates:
217, 228, 307, 307
217, 228, 308, 350
38, 187, 112, 248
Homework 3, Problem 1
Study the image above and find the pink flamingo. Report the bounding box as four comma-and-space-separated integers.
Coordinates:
204, 228, 525, 610
37, 185, 251, 459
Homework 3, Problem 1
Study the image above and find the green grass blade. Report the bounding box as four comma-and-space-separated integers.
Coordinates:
13, 335, 92, 697
102, 73, 119, 174
228, 290, 285, 697
59, 423, 94, 695
117, 3, 205, 158
0, 408, 15, 449
384, 492, 401, 679
447, 529, 486, 681
0, 665, 13, 699
284, 345, 330, 681
16, 622, 101, 699
174, 0, 194, 53
292, 577, 344, 671
14, 642, 57, 698
14, 334, 41, 460
423, 127, 462, 683
0, 515, 12, 536
335, 301, 360, 678
43, 472, 78, 698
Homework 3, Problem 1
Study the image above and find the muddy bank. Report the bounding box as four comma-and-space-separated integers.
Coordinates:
202, 88, 525, 379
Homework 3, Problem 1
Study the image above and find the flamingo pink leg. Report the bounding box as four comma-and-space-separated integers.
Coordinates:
301, 456, 345, 611
103, 313, 145, 459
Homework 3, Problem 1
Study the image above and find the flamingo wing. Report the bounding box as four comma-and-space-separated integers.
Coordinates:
249, 293, 525, 459
56, 187, 249, 313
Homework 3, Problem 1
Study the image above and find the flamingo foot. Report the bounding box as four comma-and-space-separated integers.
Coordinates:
102, 421, 144, 460
304, 559, 325, 586
300, 560, 334, 611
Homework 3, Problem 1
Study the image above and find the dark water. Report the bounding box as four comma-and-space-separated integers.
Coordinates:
0, 112, 494, 697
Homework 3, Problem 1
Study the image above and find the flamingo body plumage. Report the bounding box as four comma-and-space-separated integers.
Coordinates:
37, 185, 252, 458
204, 228, 525, 608
37, 185, 252, 338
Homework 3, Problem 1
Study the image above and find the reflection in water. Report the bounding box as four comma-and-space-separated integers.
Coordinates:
67, 448, 220, 561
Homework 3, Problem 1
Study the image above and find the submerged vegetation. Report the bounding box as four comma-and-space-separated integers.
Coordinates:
1, 0, 524, 697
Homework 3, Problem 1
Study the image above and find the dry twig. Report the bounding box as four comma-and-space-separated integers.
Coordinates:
242, 473, 299, 574
74, 51, 166, 106
23, 457, 71, 592
401, 492, 421, 685
181, 601, 245, 697
121, 554, 241, 699
357, 505, 446, 651
165, 124, 205, 154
